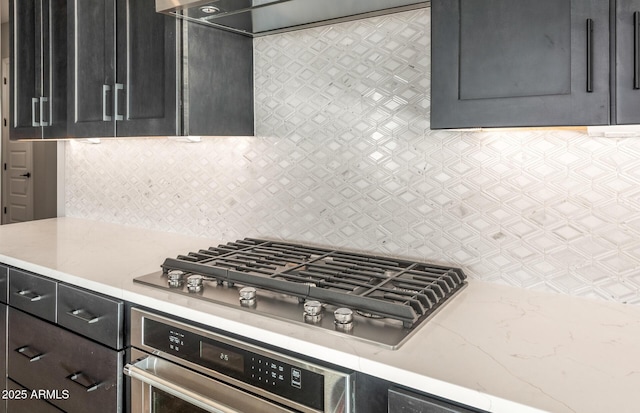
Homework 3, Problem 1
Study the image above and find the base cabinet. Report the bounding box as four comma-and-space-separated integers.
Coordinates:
389, 387, 486, 413
5, 379, 64, 413
8, 308, 124, 413
4, 267, 125, 413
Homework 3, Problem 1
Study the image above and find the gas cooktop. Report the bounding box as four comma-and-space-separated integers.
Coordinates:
134, 238, 467, 349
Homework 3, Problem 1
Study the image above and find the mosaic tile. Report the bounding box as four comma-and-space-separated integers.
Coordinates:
65, 8, 640, 304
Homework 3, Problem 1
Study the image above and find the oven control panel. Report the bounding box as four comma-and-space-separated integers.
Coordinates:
142, 318, 326, 411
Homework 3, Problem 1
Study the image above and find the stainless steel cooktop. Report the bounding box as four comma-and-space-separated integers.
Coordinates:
134, 238, 467, 349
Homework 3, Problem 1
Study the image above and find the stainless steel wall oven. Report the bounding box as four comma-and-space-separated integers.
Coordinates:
125, 308, 364, 413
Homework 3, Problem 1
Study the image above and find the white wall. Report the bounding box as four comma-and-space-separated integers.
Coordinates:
65, 9, 640, 304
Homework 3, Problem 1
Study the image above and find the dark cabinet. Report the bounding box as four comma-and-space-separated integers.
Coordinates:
10, 0, 253, 140
8, 308, 124, 413
115, 0, 179, 136
9, 0, 67, 140
57, 284, 124, 350
67, 0, 177, 137
183, 21, 254, 136
615, 0, 640, 124
431, 0, 610, 129
389, 387, 485, 413
5, 268, 126, 412
6, 380, 64, 413
8, 268, 57, 322
67, 0, 253, 138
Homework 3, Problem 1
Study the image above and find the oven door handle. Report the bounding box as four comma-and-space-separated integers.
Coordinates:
125, 356, 241, 413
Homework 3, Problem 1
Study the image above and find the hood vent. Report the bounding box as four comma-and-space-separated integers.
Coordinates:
156, 0, 429, 37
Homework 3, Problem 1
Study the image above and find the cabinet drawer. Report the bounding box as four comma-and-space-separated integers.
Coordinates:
8, 268, 56, 322
57, 283, 124, 349
8, 308, 124, 413
0, 264, 8, 304
5, 379, 64, 413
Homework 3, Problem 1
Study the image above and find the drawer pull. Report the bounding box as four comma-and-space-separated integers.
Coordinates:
67, 309, 100, 324
16, 346, 44, 362
15, 290, 42, 302
67, 372, 100, 392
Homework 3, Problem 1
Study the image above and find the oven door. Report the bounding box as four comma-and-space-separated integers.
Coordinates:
125, 350, 297, 413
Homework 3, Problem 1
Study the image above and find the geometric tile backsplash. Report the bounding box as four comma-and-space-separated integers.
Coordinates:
65, 8, 640, 304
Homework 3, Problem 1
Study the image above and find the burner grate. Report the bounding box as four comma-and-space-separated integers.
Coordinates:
160, 238, 466, 328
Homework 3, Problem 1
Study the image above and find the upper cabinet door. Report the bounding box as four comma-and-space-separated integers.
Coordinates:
615, 0, 640, 124
41, 0, 68, 139
10, 0, 39, 140
67, 0, 116, 138
114, 0, 179, 137
10, 0, 67, 140
431, 0, 610, 129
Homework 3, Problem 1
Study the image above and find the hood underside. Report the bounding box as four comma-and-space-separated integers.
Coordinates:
156, 0, 429, 37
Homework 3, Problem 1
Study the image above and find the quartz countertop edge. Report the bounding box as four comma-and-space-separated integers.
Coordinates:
0, 217, 638, 413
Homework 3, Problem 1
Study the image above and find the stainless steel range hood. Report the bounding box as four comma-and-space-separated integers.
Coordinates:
156, 0, 429, 37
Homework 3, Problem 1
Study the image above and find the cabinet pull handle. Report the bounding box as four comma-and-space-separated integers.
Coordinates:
15, 290, 42, 302
586, 18, 594, 92
39, 97, 49, 127
67, 308, 99, 324
16, 346, 44, 362
114, 83, 124, 121
102, 85, 112, 121
67, 372, 100, 392
635, 12, 640, 89
31, 98, 40, 127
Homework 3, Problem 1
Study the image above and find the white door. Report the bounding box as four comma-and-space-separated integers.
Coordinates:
2, 58, 34, 224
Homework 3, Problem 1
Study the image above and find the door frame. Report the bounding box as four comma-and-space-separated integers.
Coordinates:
2, 57, 35, 224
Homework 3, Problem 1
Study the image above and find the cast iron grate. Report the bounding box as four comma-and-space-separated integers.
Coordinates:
160, 238, 467, 328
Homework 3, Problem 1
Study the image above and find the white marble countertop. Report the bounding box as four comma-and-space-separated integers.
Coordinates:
0, 217, 639, 413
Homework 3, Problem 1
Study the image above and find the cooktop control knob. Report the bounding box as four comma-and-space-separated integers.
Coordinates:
303, 300, 323, 316
239, 287, 257, 307
303, 300, 324, 324
334, 307, 354, 330
167, 270, 185, 288
239, 286, 256, 300
186, 275, 204, 293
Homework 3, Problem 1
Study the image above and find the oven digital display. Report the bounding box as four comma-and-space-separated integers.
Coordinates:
200, 342, 245, 374
142, 316, 325, 410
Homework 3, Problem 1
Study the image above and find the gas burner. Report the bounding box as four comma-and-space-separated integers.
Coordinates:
355, 310, 384, 319
134, 238, 467, 349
